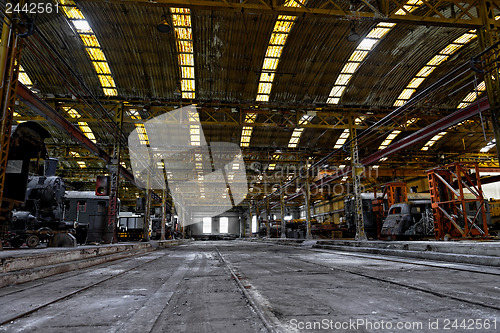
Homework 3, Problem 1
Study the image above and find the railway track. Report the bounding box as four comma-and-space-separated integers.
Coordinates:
215, 241, 500, 332
0, 251, 168, 327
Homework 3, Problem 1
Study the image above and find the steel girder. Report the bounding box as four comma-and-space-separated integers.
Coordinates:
270, 97, 491, 207
106, 0, 492, 28
16, 84, 138, 186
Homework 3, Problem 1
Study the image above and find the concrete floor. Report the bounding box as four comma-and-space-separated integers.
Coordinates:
0, 241, 499, 332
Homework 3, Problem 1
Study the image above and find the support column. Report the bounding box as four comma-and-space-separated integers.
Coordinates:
349, 114, 367, 241
280, 181, 286, 238
161, 190, 167, 240
304, 175, 312, 240
0, 18, 22, 247
255, 202, 261, 237
104, 105, 123, 243
265, 197, 271, 238
144, 189, 151, 241
478, 0, 500, 160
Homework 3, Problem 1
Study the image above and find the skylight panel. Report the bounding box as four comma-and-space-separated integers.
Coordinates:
456, 80, 486, 108
366, 27, 391, 39
270, 33, 288, 45
480, 139, 496, 153
179, 54, 194, 66
78, 121, 96, 143
260, 73, 275, 82
334, 129, 350, 149
170, 8, 195, 99
274, 20, 294, 32
248, 1, 306, 147
63, 106, 82, 119
18, 66, 33, 88
357, 38, 378, 51
59, 1, 118, 97
454, 33, 477, 44
98, 75, 115, 87
266, 46, 283, 58
92, 61, 111, 74
256, 94, 269, 102
342, 62, 361, 74
327, 2, 423, 105
440, 43, 463, 55
398, 88, 416, 100
427, 54, 448, 66
349, 50, 369, 62
407, 77, 425, 88
77, 161, 87, 168
416, 66, 436, 77
262, 58, 279, 70
86, 48, 106, 61
421, 132, 446, 151
287, 114, 313, 148
258, 82, 273, 94
72, 20, 92, 33
172, 14, 191, 26
330, 86, 346, 97
335, 74, 352, 86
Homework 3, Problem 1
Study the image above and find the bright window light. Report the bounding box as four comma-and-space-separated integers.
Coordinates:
203, 217, 212, 234
220, 217, 229, 234
252, 215, 257, 233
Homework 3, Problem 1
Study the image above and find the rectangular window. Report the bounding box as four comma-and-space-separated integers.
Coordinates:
252, 215, 257, 233
203, 217, 211, 234
77, 201, 87, 212
220, 217, 229, 234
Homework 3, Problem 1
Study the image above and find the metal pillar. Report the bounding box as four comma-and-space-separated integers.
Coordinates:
280, 181, 286, 238
350, 115, 367, 241
0, 17, 22, 246
104, 105, 123, 243
255, 202, 261, 237
265, 198, 271, 238
304, 175, 312, 239
478, 0, 500, 160
144, 189, 151, 241
161, 190, 167, 240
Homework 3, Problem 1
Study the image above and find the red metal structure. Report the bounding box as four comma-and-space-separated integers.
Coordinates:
427, 163, 489, 240
372, 182, 408, 238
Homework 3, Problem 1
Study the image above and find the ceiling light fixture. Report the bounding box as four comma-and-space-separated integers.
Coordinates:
347, 21, 360, 42
157, 15, 171, 33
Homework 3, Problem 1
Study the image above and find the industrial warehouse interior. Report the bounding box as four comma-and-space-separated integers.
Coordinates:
0, 0, 500, 332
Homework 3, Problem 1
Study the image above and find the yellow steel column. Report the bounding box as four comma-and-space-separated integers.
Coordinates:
0, 15, 22, 246
105, 105, 123, 243
161, 190, 167, 241
478, 0, 500, 160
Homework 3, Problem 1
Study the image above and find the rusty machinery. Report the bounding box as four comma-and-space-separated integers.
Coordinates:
371, 182, 407, 238
428, 163, 490, 240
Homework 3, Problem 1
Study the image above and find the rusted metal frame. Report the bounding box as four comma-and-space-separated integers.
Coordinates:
360, 0, 386, 17
269, 99, 490, 209
419, 0, 447, 20
280, 179, 286, 238
478, 1, 500, 161
455, 163, 470, 235
16, 84, 137, 185
113, 0, 481, 27
105, 104, 123, 243
322, 0, 348, 13
454, 2, 479, 21
436, 205, 465, 235
0, 22, 21, 242
388, 0, 411, 15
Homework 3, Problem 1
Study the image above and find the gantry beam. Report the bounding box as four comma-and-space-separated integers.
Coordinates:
269, 97, 492, 207
98, 0, 490, 28
16, 83, 138, 186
